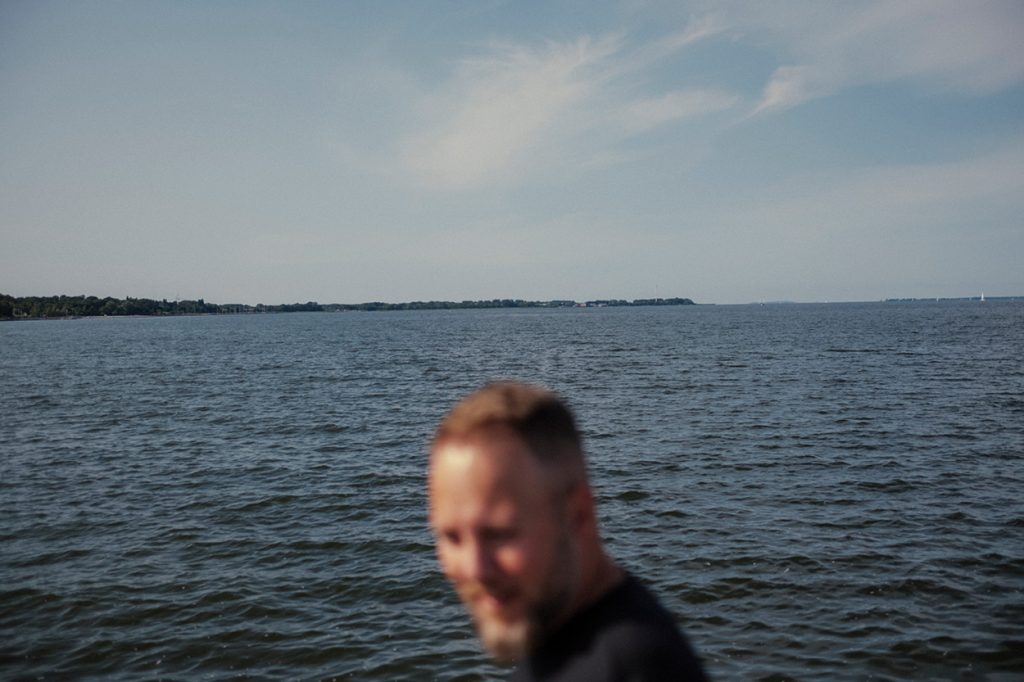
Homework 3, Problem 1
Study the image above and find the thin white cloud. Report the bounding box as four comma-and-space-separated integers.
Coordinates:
749, 0, 1024, 114
620, 89, 738, 133
753, 65, 828, 114
403, 35, 620, 189
401, 17, 732, 190
632, 13, 727, 65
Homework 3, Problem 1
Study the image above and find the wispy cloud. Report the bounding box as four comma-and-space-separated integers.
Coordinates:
402, 35, 620, 189
748, 0, 1024, 114
631, 13, 727, 65
619, 89, 738, 134
400, 17, 730, 190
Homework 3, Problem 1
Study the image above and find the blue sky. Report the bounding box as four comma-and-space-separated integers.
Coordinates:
2, 0, 1022, 304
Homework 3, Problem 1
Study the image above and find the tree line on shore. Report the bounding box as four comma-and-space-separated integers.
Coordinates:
1, 294, 694, 319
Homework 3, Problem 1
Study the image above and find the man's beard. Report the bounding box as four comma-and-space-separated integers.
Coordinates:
460, 534, 577, 665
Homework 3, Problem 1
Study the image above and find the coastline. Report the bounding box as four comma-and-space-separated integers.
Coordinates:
0, 295, 696, 321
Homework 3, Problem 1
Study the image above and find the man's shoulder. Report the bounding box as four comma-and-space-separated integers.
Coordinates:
510, 573, 708, 682
593, 575, 708, 680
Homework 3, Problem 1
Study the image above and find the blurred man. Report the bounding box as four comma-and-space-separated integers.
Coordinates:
428, 381, 708, 681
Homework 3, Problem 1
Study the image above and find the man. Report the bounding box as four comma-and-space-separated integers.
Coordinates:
428, 381, 708, 681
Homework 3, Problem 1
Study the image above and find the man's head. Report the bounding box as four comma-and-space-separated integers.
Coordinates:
428, 382, 603, 663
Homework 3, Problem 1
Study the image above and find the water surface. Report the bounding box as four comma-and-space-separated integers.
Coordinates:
2, 302, 1022, 679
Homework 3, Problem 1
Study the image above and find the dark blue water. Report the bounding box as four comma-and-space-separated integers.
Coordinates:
2, 302, 1023, 680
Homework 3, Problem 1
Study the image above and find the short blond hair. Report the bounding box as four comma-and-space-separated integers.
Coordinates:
432, 381, 586, 486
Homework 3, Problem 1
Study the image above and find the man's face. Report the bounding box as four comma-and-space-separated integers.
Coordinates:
428, 429, 578, 663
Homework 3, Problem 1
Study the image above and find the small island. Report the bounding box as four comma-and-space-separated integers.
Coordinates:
1, 294, 695, 320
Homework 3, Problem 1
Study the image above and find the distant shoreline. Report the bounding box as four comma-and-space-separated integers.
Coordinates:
7, 294, 1022, 321
1, 294, 695, 320
884, 296, 1022, 302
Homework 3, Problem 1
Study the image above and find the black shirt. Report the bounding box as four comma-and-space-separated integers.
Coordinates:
509, 574, 709, 681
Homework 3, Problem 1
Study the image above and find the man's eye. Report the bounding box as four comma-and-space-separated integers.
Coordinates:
484, 528, 517, 543
439, 530, 461, 545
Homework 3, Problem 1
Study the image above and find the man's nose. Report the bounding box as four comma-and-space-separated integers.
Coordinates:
456, 538, 496, 583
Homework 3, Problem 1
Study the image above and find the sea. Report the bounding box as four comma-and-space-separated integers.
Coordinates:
2, 301, 1022, 681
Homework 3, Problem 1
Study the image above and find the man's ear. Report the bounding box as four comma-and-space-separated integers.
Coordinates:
566, 483, 596, 534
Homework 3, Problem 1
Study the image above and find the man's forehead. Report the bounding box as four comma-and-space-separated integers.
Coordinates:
431, 432, 535, 484
429, 432, 551, 515
431, 426, 534, 471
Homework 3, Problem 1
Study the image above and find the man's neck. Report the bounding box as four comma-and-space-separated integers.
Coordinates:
571, 551, 624, 621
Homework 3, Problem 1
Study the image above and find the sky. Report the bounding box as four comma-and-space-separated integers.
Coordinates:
2, 1, 1023, 305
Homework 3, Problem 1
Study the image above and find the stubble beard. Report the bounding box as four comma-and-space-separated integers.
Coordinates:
464, 535, 577, 665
